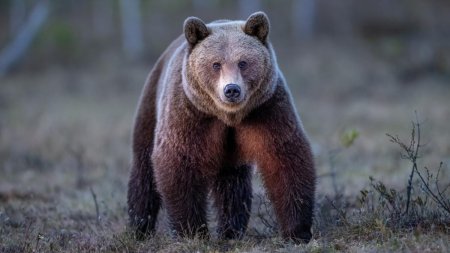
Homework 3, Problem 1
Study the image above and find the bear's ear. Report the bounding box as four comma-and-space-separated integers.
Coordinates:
244, 12, 270, 43
184, 17, 209, 46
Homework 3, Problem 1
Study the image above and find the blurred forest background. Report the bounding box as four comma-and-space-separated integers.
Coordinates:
1, 0, 450, 252
1, 0, 450, 74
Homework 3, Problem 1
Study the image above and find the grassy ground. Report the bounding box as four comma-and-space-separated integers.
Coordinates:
1, 41, 449, 252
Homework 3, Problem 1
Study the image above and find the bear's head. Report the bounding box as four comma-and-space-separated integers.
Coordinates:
182, 12, 278, 126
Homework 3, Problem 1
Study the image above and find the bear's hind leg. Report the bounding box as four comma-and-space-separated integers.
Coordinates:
212, 164, 252, 240
127, 159, 161, 239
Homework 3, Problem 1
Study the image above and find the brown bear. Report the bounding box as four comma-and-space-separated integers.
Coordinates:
127, 12, 315, 243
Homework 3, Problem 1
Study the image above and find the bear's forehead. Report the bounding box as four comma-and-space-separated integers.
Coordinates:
207, 21, 255, 39
197, 32, 263, 60
207, 20, 245, 31
202, 22, 261, 48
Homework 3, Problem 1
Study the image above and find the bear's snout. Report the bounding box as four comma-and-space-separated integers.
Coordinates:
223, 83, 241, 102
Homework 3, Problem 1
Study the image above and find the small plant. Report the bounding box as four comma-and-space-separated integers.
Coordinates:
386, 112, 450, 216
340, 129, 360, 148
345, 113, 450, 238
369, 176, 402, 219
325, 128, 360, 195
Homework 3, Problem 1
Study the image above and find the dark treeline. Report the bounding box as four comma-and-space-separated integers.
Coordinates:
0, 0, 449, 74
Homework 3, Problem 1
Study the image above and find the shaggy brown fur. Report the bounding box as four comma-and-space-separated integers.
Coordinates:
127, 12, 315, 243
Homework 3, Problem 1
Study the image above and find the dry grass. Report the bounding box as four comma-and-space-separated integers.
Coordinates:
1, 41, 450, 252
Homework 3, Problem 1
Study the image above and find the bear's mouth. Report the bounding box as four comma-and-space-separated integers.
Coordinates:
224, 97, 241, 103
215, 94, 248, 112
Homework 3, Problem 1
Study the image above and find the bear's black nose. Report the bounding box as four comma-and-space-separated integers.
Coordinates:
224, 84, 241, 101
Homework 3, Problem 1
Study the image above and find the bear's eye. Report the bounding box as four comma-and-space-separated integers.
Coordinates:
238, 61, 248, 70
212, 62, 221, 71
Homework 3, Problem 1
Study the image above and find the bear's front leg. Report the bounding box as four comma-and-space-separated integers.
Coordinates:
212, 165, 252, 239
257, 136, 315, 243
152, 147, 210, 238
237, 90, 316, 243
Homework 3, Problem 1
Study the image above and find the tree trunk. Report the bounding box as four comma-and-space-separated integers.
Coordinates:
92, 0, 114, 40
292, 0, 316, 40
119, 0, 144, 60
0, 0, 49, 76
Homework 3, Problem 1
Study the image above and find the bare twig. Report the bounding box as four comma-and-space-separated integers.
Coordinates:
415, 166, 450, 214
34, 233, 43, 252
387, 112, 449, 216
90, 187, 101, 224
328, 148, 341, 196
386, 111, 421, 215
